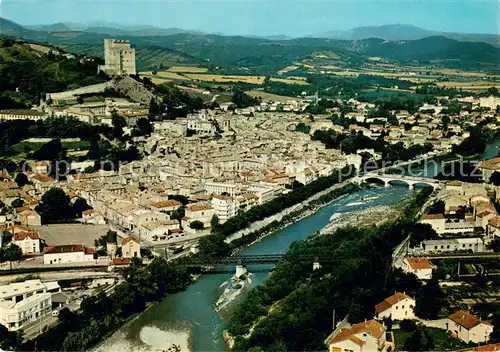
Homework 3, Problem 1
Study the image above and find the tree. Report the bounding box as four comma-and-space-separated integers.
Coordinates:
211, 214, 220, 231
414, 279, 444, 319
71, 197, 91, 218
231, 86, 259, 108
0, 324, 21, 351
33, 139, 67, 161
387, 114, 398, 125
111, 112, 127, 140
135, 118, 153, 136
428, 200, 445, 214
170, 206, 185, 222
35, 188, 71, 223
14, 172, 29, 187
189, 220, 204, 230
409, 223, 438, 248
491, 171, 500, 186
403, 326, 435, 351
11, 198, 24, 208
441, 115, 451, 131
1, 244, 23, 269
488, 237, 500, 253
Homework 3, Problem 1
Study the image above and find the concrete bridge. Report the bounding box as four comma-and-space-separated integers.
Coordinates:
356, 173, 442, 190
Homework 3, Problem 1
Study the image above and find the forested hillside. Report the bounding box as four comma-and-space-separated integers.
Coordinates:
0, 39, 107, 108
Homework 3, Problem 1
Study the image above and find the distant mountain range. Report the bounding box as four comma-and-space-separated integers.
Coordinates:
1, 18, 499, 72
315, 24, 500, 47
18, 21, 500, 46
25, 20, 205, 37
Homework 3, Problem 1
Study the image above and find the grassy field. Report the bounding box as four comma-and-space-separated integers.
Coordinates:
436, 81, 500, 89
393, 328, 470, 351
167, 66, 208, 73
270, 77, 309, 85
246, 90, 304, 102
183, 74, 266, 84
141, 71, 190, 81
11, 141, 91, 154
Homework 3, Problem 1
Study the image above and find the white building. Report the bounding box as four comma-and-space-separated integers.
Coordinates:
446, 311, 493, 344
0, 279, 60, 331
205, 182, 239, 197
12, 232, 40, 255
43, 244, 95, 265
375, 292, 416, 320
211, 195, 237, 223
420, 237, 485, 254
120, 236, 141, 258
402, 257, 433, 280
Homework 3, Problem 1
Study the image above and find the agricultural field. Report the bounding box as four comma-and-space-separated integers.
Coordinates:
269, 77, 309, 85
246, 90, 304, 103
183, 74, 266, 84
140, 71, 190, 81
167, 66, 208, 73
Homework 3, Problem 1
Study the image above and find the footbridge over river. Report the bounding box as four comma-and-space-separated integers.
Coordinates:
182, 254, 332, 276
356, 173, 442, 190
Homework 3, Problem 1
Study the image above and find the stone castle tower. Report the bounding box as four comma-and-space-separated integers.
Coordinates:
98, 39, 136, 76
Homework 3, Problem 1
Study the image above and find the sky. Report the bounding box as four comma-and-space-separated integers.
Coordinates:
1, 0, 499, 37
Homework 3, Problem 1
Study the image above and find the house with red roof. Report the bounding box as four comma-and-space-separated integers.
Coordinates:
325, 319, 387, 352
375, 292, 415, 320
402, 257, 433, 280
12, 231, 40, 254
446, 310, 494, 344
43, 244, 95, 265
120, 236, 141, 258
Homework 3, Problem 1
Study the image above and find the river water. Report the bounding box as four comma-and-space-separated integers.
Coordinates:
96, 142, 498, 352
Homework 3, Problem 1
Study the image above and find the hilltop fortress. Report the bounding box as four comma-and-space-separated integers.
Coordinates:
98, 39, 136, 76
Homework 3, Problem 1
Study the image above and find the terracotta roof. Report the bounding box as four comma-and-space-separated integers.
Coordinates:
478, 157, 500, 170
150, 200, 182, 208
212, 194, 233, 200
475, 343, 500, 351
112, 257, 131, 265
13, 231, 40, 241
44, 244, 89, 254
448, 311, 492, 330
406, 257, 432, 270
328, 320, 385, 346
30, 173, 54, 183
421, 214, 445, 220
375, 292, 413, 313
120, 236, 140, 246
82, 209, 95, 216
489, 216, 500, 229
186, 204, 213, 212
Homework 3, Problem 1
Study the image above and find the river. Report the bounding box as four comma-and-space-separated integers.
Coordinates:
96, 142, 499, 352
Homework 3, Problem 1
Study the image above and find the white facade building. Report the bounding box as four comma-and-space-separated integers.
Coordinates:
211, 195, 237, 223
43, 245, 95, 265
375, 292, 416, 320
12, 232, 41, 255
446, 311, 493, 344
0, 280, 60, 331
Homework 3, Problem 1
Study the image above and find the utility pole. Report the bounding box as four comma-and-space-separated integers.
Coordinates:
332, 309, 336, 330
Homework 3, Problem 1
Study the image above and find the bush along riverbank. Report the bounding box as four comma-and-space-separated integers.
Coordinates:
226, 187, 432, 351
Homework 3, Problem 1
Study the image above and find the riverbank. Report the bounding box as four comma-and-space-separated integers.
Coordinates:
226, 187, 433, 351
228, 182, 360, 253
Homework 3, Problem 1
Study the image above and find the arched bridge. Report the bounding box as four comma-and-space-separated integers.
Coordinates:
356, 173, 442, 190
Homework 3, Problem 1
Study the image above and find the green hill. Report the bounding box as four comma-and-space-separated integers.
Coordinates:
0, 38, 108, 108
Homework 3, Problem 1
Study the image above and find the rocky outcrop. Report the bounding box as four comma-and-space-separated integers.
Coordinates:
112, 76, 155, 105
